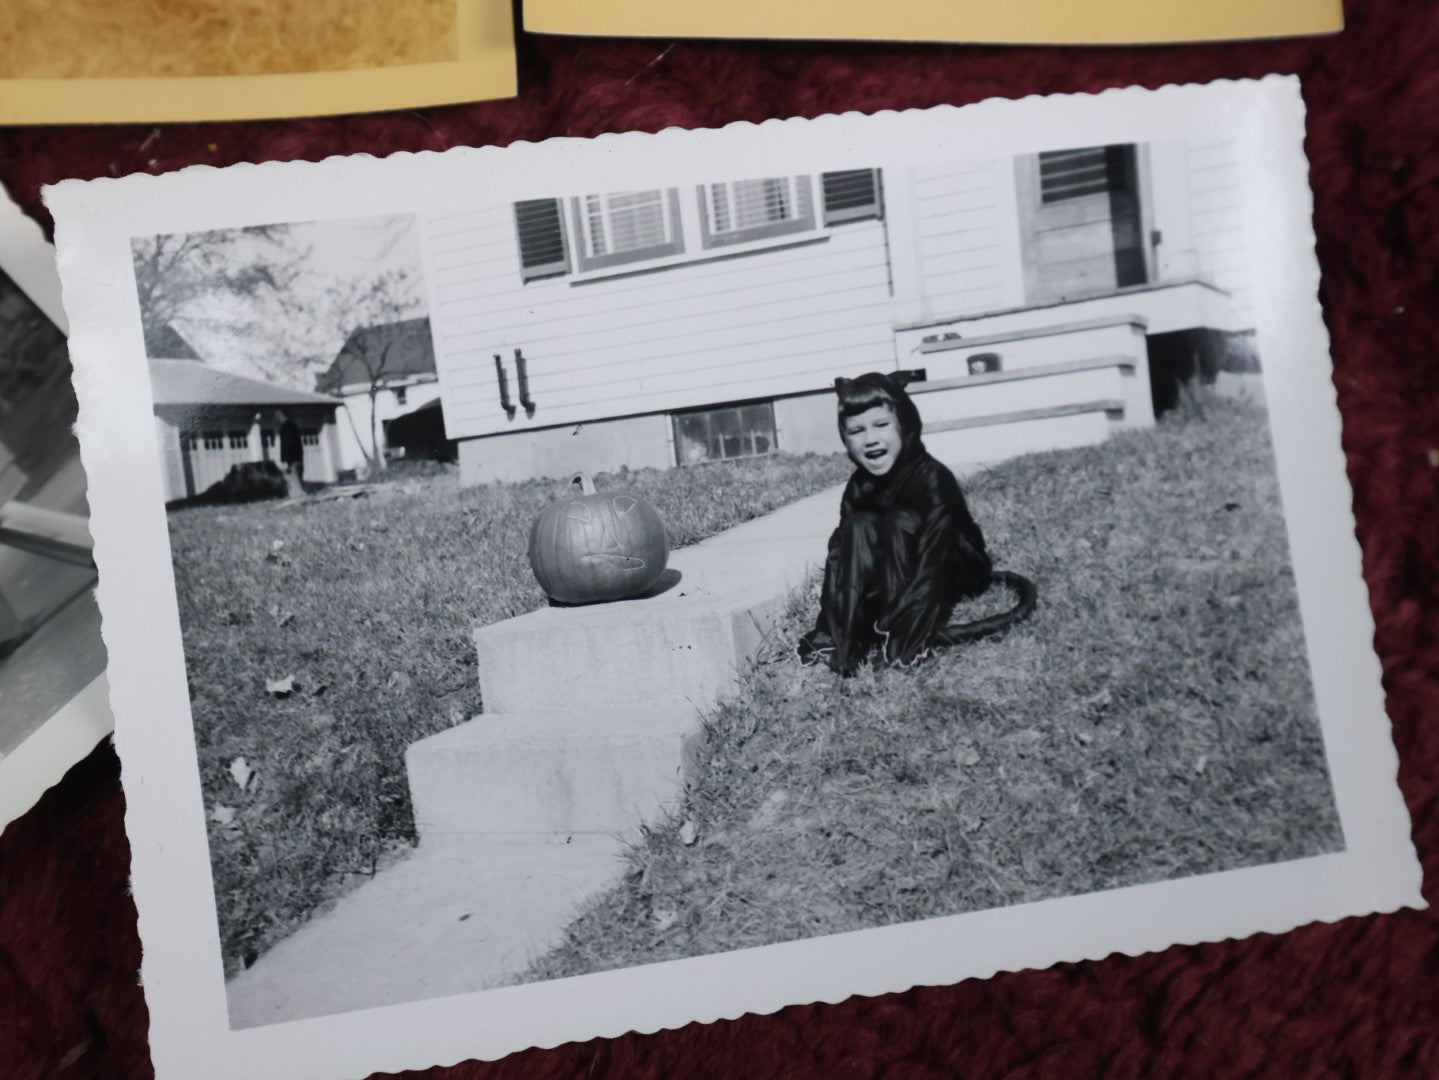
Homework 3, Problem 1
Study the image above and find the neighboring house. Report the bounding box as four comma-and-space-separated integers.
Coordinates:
316, 318, 441, 474
147, 331, 342, 503
421, 140, 1258, 484
385, 398, 456, 462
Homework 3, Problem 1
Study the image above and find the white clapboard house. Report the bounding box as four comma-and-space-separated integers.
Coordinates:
316, 317, 444, 475
421, 140, 1256, 484
146, 327, 343, 502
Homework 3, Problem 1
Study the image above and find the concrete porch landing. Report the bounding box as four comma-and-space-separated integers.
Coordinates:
225, 482, 845, 1028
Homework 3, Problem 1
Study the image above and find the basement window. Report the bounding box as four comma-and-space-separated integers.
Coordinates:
672, 401, 778, 465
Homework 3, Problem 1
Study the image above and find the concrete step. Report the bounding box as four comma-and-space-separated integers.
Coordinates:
911, 361, 1140, 428
924, 406, 1119, 467
901, 315, 1149, 384
474, 486, 840, 713
226, 834, 626, 1028
407, 705, 704, 840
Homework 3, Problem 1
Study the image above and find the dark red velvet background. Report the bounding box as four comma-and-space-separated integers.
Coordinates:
2, 2, 1437, 1076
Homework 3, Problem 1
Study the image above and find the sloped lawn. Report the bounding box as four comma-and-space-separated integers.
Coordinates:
522, 398, 1346, 982
170, 453, 852, 973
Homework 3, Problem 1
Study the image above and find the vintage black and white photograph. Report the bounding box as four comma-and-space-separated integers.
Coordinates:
0, 184, 109, 831
44, 79, 1420, 1080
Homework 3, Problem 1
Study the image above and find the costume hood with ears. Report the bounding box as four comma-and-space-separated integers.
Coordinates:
834, 371, 927, 478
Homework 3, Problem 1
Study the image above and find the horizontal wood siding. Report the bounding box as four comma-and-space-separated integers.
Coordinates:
911, 160, 1015, 319
1185, 139, 1253, 327
422, 206, 894, 439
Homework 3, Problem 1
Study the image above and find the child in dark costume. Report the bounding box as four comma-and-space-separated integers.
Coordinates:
798, 372, 1035, 675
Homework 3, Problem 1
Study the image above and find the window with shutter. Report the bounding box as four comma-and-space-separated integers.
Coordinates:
513, 199, 570, 283
571, 188, 685, 271
821, 169, 882, 225
1017, 143, 1150, 303
697, 176, 815, 248
1037, 146, 1136, 203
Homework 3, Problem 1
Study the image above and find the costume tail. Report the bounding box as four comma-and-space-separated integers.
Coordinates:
934, 569, 1037, 646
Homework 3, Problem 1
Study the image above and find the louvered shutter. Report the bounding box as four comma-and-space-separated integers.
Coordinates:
821, 169, 882, 225
1037, 146, 1134, 203
513, 199, 569, 282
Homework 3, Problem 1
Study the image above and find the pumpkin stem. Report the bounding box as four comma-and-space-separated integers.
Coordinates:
571, 471, 596, 495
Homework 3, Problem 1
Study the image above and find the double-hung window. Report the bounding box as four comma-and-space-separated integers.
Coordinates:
571, 189, 685, 271
697, 176, 815, 248
512, 170, 883, 285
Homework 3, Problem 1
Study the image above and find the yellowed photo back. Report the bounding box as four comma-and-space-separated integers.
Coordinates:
524, 0, 1341, 44
0, 0, 514, 124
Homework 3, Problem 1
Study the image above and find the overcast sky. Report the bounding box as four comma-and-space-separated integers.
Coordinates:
170, 212, 426, 389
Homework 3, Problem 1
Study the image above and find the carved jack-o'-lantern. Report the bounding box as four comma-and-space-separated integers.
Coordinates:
528, 472, 670, 604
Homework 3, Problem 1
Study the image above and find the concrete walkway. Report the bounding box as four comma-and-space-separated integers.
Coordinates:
225, 481, 846, 1028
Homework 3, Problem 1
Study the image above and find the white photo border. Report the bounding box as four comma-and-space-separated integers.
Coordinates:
0, 182, 112, 833
44, 76, 1421, 1080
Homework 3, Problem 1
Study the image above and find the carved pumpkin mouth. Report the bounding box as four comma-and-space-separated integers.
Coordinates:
582, 553, 648, 572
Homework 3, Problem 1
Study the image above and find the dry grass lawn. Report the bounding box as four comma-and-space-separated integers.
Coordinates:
168, 454, 852, 973
523, 398, 1346, 982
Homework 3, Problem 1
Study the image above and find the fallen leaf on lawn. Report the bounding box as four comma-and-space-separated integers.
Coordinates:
747, 789, 790, 831
263, 540, 292, 566
386, 671, 413, 693
209, 804, 237, 825
1195, 755, 1209, 775
955, 747, 981, 767
653, 909, 678, 932
267, 604, 295, 628
265, 675, 296, 698
228, 757, 254, 790
678, 820, 698, 846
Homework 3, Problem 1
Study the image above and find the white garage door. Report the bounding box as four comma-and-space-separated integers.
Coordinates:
181, 427, 256, 497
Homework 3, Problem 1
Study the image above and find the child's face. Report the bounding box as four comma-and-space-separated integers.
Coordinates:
842, 404, 904, 476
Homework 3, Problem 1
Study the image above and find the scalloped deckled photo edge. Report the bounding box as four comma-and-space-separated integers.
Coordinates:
0, 183, 111, 833
44, 77, 1421, 1080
